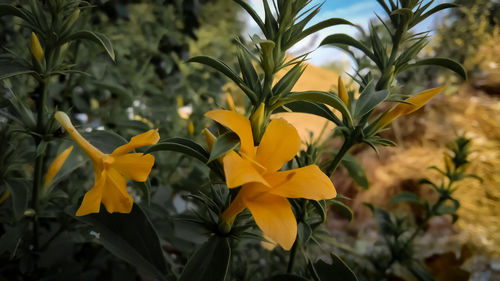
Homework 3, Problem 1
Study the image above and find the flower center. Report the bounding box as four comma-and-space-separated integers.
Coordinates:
102, 154, 115, 169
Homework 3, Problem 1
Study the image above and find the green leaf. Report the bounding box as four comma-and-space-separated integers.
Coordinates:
354, 84, 388, 119
0, 58, 35, 80
146, 138, 210, 164
265, 274, 309, 281
292, 18, 355, 47
414, 3, 459, 27
272, 62, 306, 98
0, 223, 27, 256
4, 178, 29, 220
341, 153, 369, 190
208, 132, 239, 163
187, 56, 257, 104
320, 34, 376, 63
330, 199, 353, 222
0, 4, 31, 22
405, 58, 467, 80
281, 91, 353, 125
62, 31, 115, 61
274, 101, 342, 126
313, 254, 358, 281
74, 204, 168, 281
297, 221, 312, 244
233, 0, 265, 36
390, 191, 422, 205
178, 236, 231, 281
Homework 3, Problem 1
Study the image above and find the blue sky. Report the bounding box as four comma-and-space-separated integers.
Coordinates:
246, 0, 452, 67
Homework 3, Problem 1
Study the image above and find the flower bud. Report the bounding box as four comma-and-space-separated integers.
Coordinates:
188, 121, 194, 135
225, 92, 236, 111
338, 76, 349, 106
30, 32, 44, 64
250, 103, 266, 143
67, 9, 80, 28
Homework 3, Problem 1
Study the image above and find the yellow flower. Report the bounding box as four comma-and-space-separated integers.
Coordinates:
377, 86, 445, 129
55, 111, 159, 216
44, 146, 74, 188
205, 110, 336, 250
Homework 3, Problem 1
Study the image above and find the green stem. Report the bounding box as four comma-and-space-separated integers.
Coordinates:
286, 239, 298, 274
325, 138, 355, 177
31, 78, 48, 252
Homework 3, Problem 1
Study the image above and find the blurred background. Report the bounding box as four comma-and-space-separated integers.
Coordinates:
1, 0, 499, 280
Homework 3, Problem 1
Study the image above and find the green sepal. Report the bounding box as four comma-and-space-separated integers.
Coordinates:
208, 132, 240, 163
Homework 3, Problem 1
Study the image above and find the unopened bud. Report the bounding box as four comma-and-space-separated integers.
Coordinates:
67, 9, 80, 28
250, 103, 266, 143
30, 32, 44, 64
225, 92, 236, 111
188, 121, 194, 135
338, 76, 349, 106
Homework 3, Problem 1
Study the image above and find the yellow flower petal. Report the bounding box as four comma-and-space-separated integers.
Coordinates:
112, 153, 155, 182
243, 190, 296, 250
205, 110, 255, 156
266, 165, 336, 200
255, 118, 300, 173
76, 170, 106, 216
223, 151, 269, 188
44, 146, 73, 188
0, 189, 10, 204
112, 129, 160, 156
101, 168, 133, 214
261, 235, 277, 251
377, 86, 444, 128
55, 111, 104, 164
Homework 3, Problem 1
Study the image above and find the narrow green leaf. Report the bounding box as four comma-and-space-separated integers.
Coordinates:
0, 59, 35, 80
83, 130, 127, 154
178, 236, 231, 281
405, 57, 467, 80
233, 0, 265, 35
146, 138, 209, 164
341, 153, 369, 190
280, 91, 353, 125
187, 56, 257, 104
272, 62, 306, 97
208, 132, 239, 163
354, 83, 388, 119
414, 3, 459, 27
0, 4, 31, 22
266, 274, 309, 281
74, 204, 168, 281
390, 191, 421, 205
330, 199, 354, 222
313, 254, 358, 281
292, 18, 355, 46
320, 34, 376, 63
274, 101, 342, 126
4, 178, 29, 220
62, 31, 115, 61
